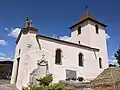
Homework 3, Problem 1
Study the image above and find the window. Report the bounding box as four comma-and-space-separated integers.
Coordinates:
99, 58, 102, 68
78, 53, 83, 66
78, 26, 81, 35
19, 49, 21, 55
95, 25, 99, 34
55, 49, 62, 65
78, 41, 80, 44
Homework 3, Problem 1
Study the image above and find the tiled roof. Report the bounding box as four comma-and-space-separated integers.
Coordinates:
80, 11, 96, 22
69, 11, 107, 29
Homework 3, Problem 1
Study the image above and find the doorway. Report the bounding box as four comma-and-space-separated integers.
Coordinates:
15, 58, 20, 83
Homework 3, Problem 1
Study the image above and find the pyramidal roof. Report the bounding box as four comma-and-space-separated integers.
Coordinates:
80, 11, 96, 22
69, 11, 107, 29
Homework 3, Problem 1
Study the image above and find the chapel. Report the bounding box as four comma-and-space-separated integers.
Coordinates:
11, 12, 109, 90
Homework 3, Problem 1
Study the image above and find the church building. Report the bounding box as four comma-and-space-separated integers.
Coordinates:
10, 12, 109, 90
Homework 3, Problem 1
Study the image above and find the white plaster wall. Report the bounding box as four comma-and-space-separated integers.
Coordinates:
70, 21, 91, 45
37, 36, 103, 83
70, 20, 108, 69
11, 32, 29, 87
11, 32, 40, 90
88, 20, 109, 69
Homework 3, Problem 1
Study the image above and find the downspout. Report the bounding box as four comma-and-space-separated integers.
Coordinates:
93, 49, 99, 60
36, 35, 41, 50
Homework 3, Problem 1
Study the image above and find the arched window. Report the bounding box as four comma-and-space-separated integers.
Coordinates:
78, 53, 83, 66
78, 41, 80, 44
99, 58, 102, 68
95, 25, 99, 34
78, 26, 81, 35
55, 49, 62, 65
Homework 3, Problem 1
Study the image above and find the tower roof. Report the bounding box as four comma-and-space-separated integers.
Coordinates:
69, 11, 107, 29
80, 11, 96, 22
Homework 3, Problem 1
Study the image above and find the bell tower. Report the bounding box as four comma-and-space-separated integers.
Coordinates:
70, 11, 108, 68
70, 11, 107, 46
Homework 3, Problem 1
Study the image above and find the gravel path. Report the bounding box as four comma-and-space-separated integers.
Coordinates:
0, 80, 10, 85
0, 84, 18, 90
0, 80, 18, 90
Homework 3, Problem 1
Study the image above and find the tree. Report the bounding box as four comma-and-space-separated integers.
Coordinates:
115, 48, 120, 65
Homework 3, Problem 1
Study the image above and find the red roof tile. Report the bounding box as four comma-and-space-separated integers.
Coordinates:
80, 11, 96, 22
69, 11, 107, 29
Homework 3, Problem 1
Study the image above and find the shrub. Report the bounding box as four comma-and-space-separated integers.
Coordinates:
25, 85, 49, 90
49, 83, 63, 90
25, 74, 63, 90
37, 74, 53, 86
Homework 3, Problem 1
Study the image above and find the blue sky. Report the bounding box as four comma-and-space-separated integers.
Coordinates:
0, 0, 120, 64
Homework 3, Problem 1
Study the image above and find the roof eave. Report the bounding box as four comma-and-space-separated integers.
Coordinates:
15, 28, 23, 44
69, 18, 107, 29
36, 34, 99, 51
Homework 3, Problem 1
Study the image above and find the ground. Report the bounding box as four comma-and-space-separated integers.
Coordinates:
0, 80, 17, 90
0, 79, 10, 85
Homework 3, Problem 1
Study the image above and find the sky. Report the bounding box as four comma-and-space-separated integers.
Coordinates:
0, 0, 120, 65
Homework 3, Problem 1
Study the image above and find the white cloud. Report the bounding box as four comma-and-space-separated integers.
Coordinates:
52, 34, 71, 41
0, 56, 12, 61
0, 52, 13, 61
109, 56, 118, 65
111, 59, 118, 63
4, 28, 8, 31
105, 33, 110, 40
59, 36, 71, 41
0, 52, 6, 57
0, 40, 8, 45
110, 59, 118, 65
52, 34, 58, 39
8, 28, 21, 38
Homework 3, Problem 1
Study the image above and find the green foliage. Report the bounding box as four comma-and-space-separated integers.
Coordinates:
115, 48, 120, 65
49, 83, 63, 90
25, 84, 63, 90
37, 74, 53, 86
25, 85, 49, 90
25, 74, 63, 90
